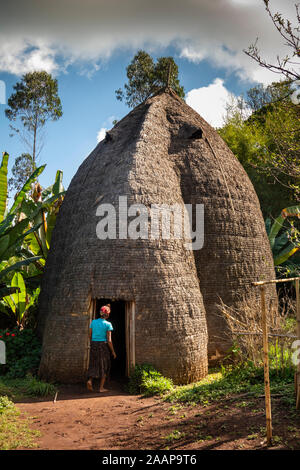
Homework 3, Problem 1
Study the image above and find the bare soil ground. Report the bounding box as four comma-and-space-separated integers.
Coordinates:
15, 380, 300, 450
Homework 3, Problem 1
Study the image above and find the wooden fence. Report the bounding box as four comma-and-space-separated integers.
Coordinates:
251, 277, 300, 446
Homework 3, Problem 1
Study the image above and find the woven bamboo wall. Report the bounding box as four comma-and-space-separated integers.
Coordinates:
38, 90, 276, 383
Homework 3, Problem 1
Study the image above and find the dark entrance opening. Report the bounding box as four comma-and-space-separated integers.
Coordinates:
95, 299, 126, 381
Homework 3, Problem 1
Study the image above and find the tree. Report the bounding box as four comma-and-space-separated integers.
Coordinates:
244, 1, 300, 82
219, 81, 299, 218
5, 71, 62, 166
8, 153, 35, 193
116, 50, 185, 108
246, 80, 293, 112
246, 81, 300, 184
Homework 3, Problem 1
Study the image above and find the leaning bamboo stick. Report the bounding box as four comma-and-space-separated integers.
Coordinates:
260, 285, 272, 446
253, 277, 300, 286
232, 331, 297, 339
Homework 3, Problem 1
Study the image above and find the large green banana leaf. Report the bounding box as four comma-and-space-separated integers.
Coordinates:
0, 214, 15, 237
269, 205, 300, 249
0, 256, 42, 281
274, 244, 300, 266
0, 235, 9, 259
3, 272, 26, 318
3, 222, 42, 262
52, 170, 64, 196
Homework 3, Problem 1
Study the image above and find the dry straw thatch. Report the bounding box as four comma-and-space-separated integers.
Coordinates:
38, 88, 276, 384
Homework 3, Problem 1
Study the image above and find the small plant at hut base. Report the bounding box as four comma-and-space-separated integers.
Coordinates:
127, 364, 174, 396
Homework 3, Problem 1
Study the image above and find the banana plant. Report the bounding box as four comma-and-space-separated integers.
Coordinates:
266, 205, 300, 266
0, 152, 43, 288
1, 271, 40, 326
22, 169, 65, 260
0, 152, 64, 302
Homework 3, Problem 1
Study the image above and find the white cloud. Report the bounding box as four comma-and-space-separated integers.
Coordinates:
97, 127, 107, 143
186, 78, 234, 128
0, 0, 298, 84
0, 39, 59, 76
97, 116, 117, 142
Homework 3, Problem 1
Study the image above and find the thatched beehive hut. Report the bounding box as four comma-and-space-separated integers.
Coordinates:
38, 89, 276, 384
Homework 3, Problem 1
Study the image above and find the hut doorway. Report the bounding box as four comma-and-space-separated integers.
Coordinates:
92, 299, 135, 380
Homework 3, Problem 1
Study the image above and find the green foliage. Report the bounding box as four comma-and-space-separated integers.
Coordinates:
265, 205, 300, 270
163, 430, 185, 442
21, 376, 57, 397
127, 363, 174, 396
0, 152, 65, 326
0, 393, 40, 449
0, 328, 41, 378
1, 272, 40, 326
0, 376, 57, 400
219, 80, 300, 219
246, 81, 293, 112
116, 50, 184, 108
0, 154, 43, 307
0, 395, 15, 414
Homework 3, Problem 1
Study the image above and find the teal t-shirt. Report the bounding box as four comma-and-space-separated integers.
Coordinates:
90, 318, 113, 342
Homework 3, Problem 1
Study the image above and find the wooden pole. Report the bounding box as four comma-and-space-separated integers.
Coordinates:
260, 285, 272, 445
296, 279, 300, 410
253, 277, 300, 286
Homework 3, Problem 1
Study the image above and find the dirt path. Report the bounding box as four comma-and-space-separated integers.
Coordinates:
16, 381, 165, 450
16, 380, 300, 450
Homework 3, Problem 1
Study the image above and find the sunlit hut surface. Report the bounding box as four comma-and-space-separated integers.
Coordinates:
37, 88, 276, 384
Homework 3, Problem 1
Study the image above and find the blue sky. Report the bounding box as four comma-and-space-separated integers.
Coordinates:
0, 1, 297, 191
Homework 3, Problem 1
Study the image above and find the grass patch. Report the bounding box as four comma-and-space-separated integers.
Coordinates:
0, 375, 57, 400
0, 376, 56, 450
127, 364, 174, 397
164, 362, 295, 407
0, 396, 40, 450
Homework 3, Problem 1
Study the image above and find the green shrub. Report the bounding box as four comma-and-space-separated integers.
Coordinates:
0, 328, 41, 378
0, 376, 57, 399
127, 364, 174, 396
23, 376, 57, 397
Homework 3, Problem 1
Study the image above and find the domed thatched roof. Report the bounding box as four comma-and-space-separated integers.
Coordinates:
38, 89, 276, 384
